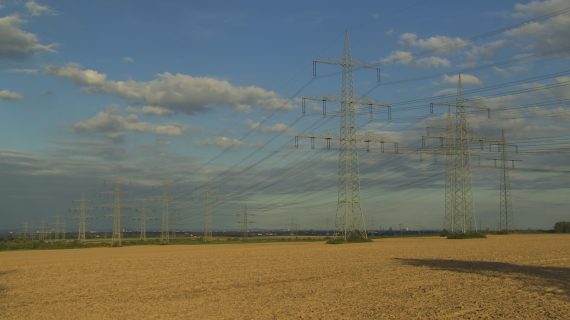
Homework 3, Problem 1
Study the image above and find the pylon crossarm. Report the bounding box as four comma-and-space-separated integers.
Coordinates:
430, 102, 491, 118
313, 58, 380, 80
302, 95, 390, 117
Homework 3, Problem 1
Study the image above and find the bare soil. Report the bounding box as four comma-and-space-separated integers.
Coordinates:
0, 234, 568, 319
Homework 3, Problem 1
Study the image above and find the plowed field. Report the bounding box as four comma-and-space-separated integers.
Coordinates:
1, 234, 568, 319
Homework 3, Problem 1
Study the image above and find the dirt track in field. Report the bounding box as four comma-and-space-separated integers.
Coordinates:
0, 234, 568, 319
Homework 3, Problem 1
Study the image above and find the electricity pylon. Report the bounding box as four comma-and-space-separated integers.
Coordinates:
54, 213, 63, 240
421, 75, 498, 234
238, 204, 254, 239
101, 179, 127, 246
170, 209, 177, 240
489, 129, 521, 232
21, 222, 29, 240
72, 194, 90, 241
203, 178, 213, 241
296, 31, 394, 241
161, 184, 170, 244
288, 217, 300, 237
138, 206, 148, 241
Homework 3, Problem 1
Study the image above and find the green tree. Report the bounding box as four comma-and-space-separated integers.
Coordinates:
553, 221, 570, 233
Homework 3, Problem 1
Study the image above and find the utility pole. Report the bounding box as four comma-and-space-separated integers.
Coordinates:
203, 178, 213, 241
421, 75, 499, 234
489, 129, 521, 232
295, 31, 395, 241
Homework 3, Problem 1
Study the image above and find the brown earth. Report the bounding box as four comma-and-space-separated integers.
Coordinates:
0, 234, 568, 319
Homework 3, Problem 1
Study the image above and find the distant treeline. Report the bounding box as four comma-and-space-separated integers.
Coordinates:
553, 221, 570, 233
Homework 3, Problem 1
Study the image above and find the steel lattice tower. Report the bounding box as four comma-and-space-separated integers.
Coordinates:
489, 129, 520, 232
161, 185, 170, 244
454, 76, 476, 233
422, 75, 499, 234
78, 194, 87, 241
296, 31, 393, 241
498, 129, 513, 232
203, 179, 213, 241
111, 179, 122, 246
336, 32, 366, 240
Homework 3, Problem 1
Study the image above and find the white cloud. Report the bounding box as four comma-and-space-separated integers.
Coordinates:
381, 50, 414, 65
0, 89, 22, 101
399, 32, 468, 54
205, 136, 243, 148
381, 50, 450, 68
243, 119, 293, 134
506, 0, 570, 56
141, 105, 171, 116
73, 107, 184, 140
0, 15, 55, 58
25, 1, 58, 16
123, 56, 135, 64
7, 67, 39, 74
442, 74, 482, 86
529, 106, 570, 121
466, 40, 505, 60
416, 56, 451, 68
45, 63, 293, 114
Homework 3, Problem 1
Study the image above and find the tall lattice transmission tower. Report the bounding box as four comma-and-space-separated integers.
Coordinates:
296, 31, 393, 241
161, 184, 170, 244
239, 204, 254, 239
73, 194, 90, 241
203, 179, 213, 241
489, 129, 520, 232
102, 179, 126, 246
421, 75, 494, 234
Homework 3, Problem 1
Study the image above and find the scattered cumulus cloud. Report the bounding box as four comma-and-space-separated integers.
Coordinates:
45, 63, 294, 115
73, 107, 184, 141
506, 0, 570, 57
204, 136, 243, 148
381, 50, 450, 68
7, 67, 39, 74
0, 15, 55, 58
122, 56, 135, 64
416, 56, 451, 68
243, 119, 293, 134
142, 105, 171, 116
0, 89, 22, 101
25, 1, 58, 16
442, 74, 482, 86
381, 50, 414, 65
399, 32, 468, 54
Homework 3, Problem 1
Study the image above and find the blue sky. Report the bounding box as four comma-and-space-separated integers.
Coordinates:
1, 0, 569, 232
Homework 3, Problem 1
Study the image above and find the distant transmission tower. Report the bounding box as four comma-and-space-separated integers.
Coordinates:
171, 209, 177, 240
161, 184, 170, 244
102, 179, 127, 246
489, 129, 520, 232
138, 206, 147, 241
73, 194, 90, 241
203, 178, 213, 241
421, 75, 495, 234
239, 204, 254, 239
295, 31, 394, 241
54, 213, 62, 240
